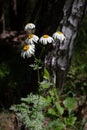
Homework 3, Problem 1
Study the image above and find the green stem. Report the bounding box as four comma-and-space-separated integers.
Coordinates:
72, 125, 78, 130
39, 46, 45, 59
33, 55, 40, 84
37, 68, 40, 84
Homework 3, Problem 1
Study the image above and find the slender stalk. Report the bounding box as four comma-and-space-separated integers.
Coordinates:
37, 67, 40, 84
39, 46, 45, 59
33, 55, 41, 84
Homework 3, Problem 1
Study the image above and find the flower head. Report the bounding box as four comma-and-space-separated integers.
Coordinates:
24, 23, 35, 34
25, 34, 39, 44
52, 31, 65, 42
39, 35, 54, 45
21, 44, 35, 58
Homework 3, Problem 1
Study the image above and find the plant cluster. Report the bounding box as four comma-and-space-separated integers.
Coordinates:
10, 69, 77, 130
10, 23, 81, 130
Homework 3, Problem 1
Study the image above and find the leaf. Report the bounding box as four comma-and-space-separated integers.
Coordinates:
64, 116, 77, 126
43, 68, 50, 80
48, 108, 57, 116
29, 64, 42, 70
46, 96, 52, 104
63, 97, 77, 112
55, 102, 64, 115
55, 123, 65, 130
40, 80, 53, 89
47, 120, 65, 130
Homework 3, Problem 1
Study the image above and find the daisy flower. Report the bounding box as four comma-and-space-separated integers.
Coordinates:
39, 35, 54, 45
21, 44, 35, 58
24, 23, 35, 34
52, 31, 66, 42
25, 34, 39, 44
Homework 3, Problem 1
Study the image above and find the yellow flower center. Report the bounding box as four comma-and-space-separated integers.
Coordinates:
57, 31, 62, 34
23, 45, 30, 51
28, 34, 34, 39
43, 35, 49, 38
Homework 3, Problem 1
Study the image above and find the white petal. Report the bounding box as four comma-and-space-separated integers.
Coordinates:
48, 37, 52, 43
29, 39, 34, 44
39, 38, 42, 43
34, 35, 39, 40
41, 38, 44, 44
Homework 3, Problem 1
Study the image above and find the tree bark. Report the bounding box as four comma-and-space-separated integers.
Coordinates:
41, 0, 87, 92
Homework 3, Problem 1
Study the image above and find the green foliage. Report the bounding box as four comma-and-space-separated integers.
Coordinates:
39, 69, 77, 129
39, 80, 53, 90
64, 116, 77, 126
10, 68, 78, 130
46, 119, 65, 130
10, 94, 48, 130
43, 68, 50, 80
29, 59, 42, 70
63, 97, 77, 113
48, 88, 64, 116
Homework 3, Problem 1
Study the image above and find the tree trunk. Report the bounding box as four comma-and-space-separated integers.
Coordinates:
45, 0, 87, 91
31, 0, 87, 91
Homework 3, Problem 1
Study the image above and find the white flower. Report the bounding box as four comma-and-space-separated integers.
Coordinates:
24, 23, 35, 34
21, 44, 35, 58
25, 34, 39, 44
39, 35, 54, 45
52, 31, 65, 42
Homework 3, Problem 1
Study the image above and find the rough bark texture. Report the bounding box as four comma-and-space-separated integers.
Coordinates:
44, 0, 87, 89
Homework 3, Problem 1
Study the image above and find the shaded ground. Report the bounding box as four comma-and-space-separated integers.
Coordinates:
0, 112, 16, 130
